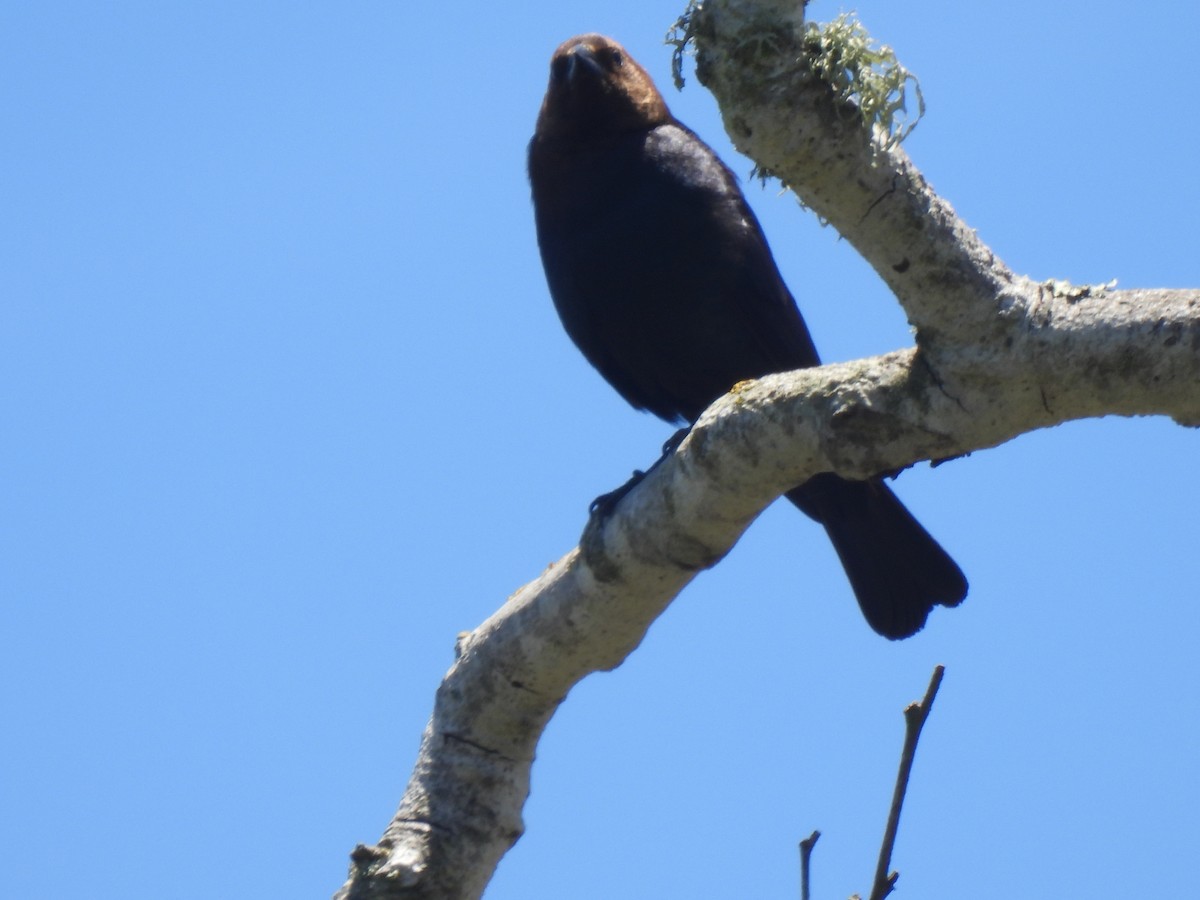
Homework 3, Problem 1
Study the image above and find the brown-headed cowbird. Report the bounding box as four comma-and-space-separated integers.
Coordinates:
528, 34, 967, 639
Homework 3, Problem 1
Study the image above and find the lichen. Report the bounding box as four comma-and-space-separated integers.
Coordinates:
666, 2, 702, 90
802, 13, 924, 149
1042, 277, 1119, 303
668, 6, 923, 148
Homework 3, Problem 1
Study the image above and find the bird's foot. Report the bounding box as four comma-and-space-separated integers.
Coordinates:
662, 426, 691, 456
585, 429, 691, 520
589, 470, 646, 519
587, 427, 692, 519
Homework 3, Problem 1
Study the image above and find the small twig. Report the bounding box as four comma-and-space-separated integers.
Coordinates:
799, 829, 820, 900
868, 664, 946, 900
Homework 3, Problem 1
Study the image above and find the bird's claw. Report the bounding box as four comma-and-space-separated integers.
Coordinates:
662, 426, 691, 456
589, 469, 647, 519
588, 427, 691, 518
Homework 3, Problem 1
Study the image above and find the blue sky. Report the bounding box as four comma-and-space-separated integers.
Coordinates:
3, 2, 1197, 898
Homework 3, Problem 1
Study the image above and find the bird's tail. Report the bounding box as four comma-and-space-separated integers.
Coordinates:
786, 474, 967, 640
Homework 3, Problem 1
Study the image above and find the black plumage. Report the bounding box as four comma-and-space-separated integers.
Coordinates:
528, 34, 966, 638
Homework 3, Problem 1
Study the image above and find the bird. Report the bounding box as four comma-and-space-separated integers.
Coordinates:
527, 33, 967, 639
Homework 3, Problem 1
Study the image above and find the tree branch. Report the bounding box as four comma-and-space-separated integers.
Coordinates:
799, 830, 820, 900
686, 0, 1015, 351
337, 278, 1199, 898
868, 665, 945, 900
335, 6, 1200, 897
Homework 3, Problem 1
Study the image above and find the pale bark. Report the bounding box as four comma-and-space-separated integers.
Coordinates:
335, 3, 1200, 897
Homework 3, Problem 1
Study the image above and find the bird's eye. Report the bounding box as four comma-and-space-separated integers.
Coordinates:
610, 49, 623, 67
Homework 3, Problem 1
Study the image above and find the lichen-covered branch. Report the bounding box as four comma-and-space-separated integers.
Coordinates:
684, 0, 1019, 352
335, 5, 1200, 897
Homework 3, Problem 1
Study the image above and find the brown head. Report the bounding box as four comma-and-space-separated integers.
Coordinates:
533, 34, 672, 142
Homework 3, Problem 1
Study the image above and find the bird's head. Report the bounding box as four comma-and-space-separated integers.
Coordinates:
535, 34, 672, 141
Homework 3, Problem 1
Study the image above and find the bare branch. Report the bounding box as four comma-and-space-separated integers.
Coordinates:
799, 829, 821, 900
868, 665, 945, 900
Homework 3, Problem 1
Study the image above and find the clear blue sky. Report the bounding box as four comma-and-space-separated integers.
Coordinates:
4, 3, 1197, 898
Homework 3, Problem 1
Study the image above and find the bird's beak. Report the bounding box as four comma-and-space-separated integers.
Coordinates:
563, 43, 604, 82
